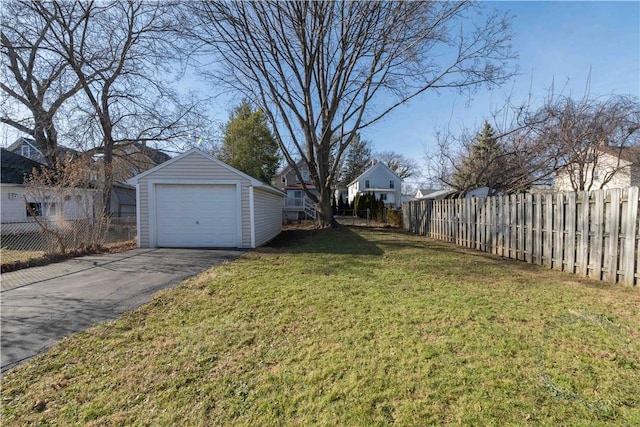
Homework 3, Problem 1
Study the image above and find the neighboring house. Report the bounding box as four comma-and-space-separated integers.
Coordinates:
89, 142, 171, 217
415, 188, 457, 200
128, 148, 285, 249
414, 188, 439, 199
1, 149, 96, 229
89, 142, 171, 184
274, 160, 318, 220
413, 187, 492, 201
554, 146, 640, 192
110, 183, 137, 218
347, 161, 403, 209
7, 136, 78, 165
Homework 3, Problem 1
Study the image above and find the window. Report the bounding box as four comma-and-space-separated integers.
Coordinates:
21, 144, 32, 157
389, 180, 395, 189
26, 202, 42, 217
281, 176, 286, 183
593, 170, 600, 180
365, 179, 370, 189
380, 194, 387, 201
26, 202, 56, 217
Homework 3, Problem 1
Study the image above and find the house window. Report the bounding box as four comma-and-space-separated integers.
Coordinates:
26, 202, 56, 217
21, 145, 32, 157
26, 202, 42, 217
365, 179, 370, 189
380, 194, 387, 201
593, 170, 600, 180
389, 180, 394, 189
281, 176, 286, 183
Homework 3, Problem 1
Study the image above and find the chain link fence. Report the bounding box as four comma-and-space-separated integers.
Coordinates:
1, 217, 136, 265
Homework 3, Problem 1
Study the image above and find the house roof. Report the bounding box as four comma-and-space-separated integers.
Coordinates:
416, 188, 438, 196
7, 137, 78, 163
415, 188, 457, 200
127, 148, 285, 197
0, 148, 47, 184
347, 161, 402, 187
133, 142, 171, 165
601, 145, 640, 165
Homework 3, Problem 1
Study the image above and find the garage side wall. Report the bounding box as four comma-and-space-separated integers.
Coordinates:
136, 152, 253, 248
253, 188, 283, 247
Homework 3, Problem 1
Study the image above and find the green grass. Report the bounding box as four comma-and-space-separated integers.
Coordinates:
1, 227, 639, 426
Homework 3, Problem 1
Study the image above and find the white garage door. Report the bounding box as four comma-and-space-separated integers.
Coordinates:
155, 184, 238, 247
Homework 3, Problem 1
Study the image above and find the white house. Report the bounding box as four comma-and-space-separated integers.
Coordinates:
347, 162, 403, 209
414, 188, 439, 199
1, 149, 96, 231
128, 148, 285, 248
555, 146, 640, 192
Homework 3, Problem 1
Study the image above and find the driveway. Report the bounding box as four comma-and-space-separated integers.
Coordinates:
0, 248, 244, 373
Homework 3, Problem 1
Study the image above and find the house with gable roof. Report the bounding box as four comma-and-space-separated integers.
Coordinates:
347, 161, 403, 209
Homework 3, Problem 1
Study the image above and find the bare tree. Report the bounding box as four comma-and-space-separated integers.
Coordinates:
185, 1, 516, 227
1, 0, 86, 165
24, 154, 107, 254
531, 94, 640, 191
376, 151, 420, 180
18, 0, 202, 214
429, 93, 640, 194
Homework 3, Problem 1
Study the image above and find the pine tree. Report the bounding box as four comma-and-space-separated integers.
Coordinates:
220, 99, 281, 183
339, 134, 372, 187
453, 121, 506, 192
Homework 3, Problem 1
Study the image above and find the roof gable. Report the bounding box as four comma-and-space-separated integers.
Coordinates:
348, 162, 402, 187
0, 148, 48, 184
7, 137, 40, 154
127, 148, 284, 196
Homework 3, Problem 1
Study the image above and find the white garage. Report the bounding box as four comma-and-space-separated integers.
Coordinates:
128, 148, 285, 248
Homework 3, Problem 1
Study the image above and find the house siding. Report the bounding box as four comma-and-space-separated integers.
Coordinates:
136, 151, 253, 248
253, 187, 283, 246
347, 163, 403, 208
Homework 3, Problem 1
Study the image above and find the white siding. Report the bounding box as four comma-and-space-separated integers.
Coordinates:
136, 151, 253, 248
253, 187, 283, 247
1, 185, 27, 222
1, 185, 95, 223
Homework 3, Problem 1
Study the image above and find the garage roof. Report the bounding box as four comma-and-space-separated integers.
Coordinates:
127, 148, 284, 197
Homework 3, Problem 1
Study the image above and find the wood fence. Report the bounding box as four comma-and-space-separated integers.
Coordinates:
403, 187, 639, 286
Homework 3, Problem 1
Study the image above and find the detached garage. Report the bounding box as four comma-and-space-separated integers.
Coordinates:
128, 148, 285, 248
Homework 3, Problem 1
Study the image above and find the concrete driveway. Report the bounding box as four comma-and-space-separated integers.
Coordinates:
1, 248, 244, 373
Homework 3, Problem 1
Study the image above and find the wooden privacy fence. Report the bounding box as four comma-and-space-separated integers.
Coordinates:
403, 187, 640, 286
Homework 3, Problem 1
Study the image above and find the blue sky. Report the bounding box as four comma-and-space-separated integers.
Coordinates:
2, 1, 638, 182
364, 0, 640, 182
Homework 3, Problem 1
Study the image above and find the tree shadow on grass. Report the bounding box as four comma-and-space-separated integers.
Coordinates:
265, 226, 384, 256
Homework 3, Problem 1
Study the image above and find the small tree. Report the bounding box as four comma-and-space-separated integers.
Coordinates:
219, 99, 282, 183
452, 122, 510, 193
339, 134, 372, 187
24, 154, 107, 254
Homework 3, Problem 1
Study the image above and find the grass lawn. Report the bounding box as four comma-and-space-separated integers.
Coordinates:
1, 227, 639, 426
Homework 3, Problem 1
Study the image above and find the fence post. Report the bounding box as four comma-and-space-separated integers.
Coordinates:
565, 192, 577, 274
622, 187, 639, 286
604, 189, 621, 282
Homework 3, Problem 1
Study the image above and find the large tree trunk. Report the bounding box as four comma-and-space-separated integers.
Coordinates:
316, 185, 338, 228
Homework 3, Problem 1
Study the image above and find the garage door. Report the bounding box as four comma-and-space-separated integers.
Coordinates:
155, 184, 238, 247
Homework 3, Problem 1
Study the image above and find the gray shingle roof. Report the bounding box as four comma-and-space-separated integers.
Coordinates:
0, 148, 48, 184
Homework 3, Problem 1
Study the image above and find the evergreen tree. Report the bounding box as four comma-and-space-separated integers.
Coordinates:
339, 134, 372, 187
220, 99, 281, 183
453, 121, 507, 192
